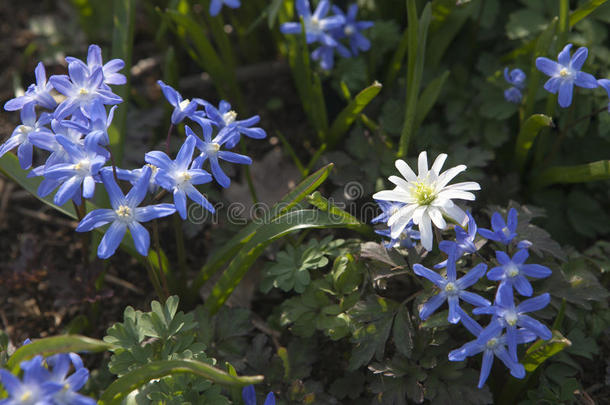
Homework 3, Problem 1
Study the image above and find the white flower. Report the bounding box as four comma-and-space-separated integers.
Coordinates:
372, 151, 480, 251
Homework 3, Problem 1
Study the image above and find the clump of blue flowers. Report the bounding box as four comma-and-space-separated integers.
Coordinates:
242, 385, 275, 405
0, 44, 266, 260
0, 352, 95, 405
412, 208, 553, 388
280, 0, 373, 70
503, 68, 526, 104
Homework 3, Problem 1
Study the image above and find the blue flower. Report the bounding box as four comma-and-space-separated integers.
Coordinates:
61, 99, 116, 146
0, 356, 62, 405
43, 135, 107, 205
75, 166, 176, 259
414, 245, 489, 323
0, 103, 53, 169
448, 324, 535, 388
189, 124, 252, 188
280, 0, 345, 46
46, 353, 96, 405
435, 211, 478, 269
598, 78, 610, 112
331, 4, 374, 56
536, 43, 598, 108
478, 208, 518, 245
375, 220, 420, 249
66, 44, 126, 87
157, 80, 202, 125
473, 287, 551, 360
145, 135, 215, 219
4, 62, 57, 111
115, 164, 161, 194
242, 385, 275, 405
209, 0, 241, 16
371, 200, 405, 224
50, 62, 122, 120
503, 67, 526, 104
202, 100, 266, 149
29, 118, 87, 171
486, 250, 552, 297
311, 44, 349, 71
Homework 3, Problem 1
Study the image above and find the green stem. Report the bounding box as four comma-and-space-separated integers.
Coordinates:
146, 259, 166, 302
152, 220, 170, 301
173, 213, 187, 290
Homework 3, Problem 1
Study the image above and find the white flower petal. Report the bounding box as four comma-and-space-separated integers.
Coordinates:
443, 181, 481, 191
431, 153, 448, 175
435, 165, 466, 189
395, 159, 417, 182
411, 205, 427, 225
388, 203, 417, 226
442, 204, 467, 226
390, 213, 412, 239
437, 189, 476, 201
373, 189, 411, 203
418, 151, 428, 177
419, 214, 433, 251
388, 175, 412, 192
428, 207, 447, 229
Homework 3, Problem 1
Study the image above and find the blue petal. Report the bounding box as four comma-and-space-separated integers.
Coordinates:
218, 151, 252, 165
0, 369, 22, 396
210, 157, 230, 188
242, 385, 256, 405
65, 367, 89, 391
543, 77, 562, 94
174, 189, 187, 220
486, 266, 504, 281
459, 291, 490, 308
419, 293, 446, 320
520, 264, 552, 279
447, 296, 460, 323
101, 170, 126, 210
125, 166, 152, 207
557, 44, 573, 66
263, 392, 276, 405
76, 209, 116, 232
512, 249, 529, 264
558, 80, 574, 108
512, 275, 533, 297
456, 263, 487, 289
176, 136, 196, 169
574, 71, 598, 89
477, 350, 494, 388
518, 315, 552, 340
128, 222, 151, 256
569, 46, 588, 70
97, 221, 127, 259
413, 264, 446, 288
135, 204, 176, 222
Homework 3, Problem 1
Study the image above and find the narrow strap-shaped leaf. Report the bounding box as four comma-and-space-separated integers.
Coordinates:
107, 0, 136, 166
7, 335, 114, 372
514, 114, 553, 172
532, 160, 610, 188
190, 164, 334, 293
99, 359, 263, 404
306, 191, 372, 236
413, 70, 450, 131
327, 82, 383, 149
398, 0, 432, 157
569, 0, 608, 27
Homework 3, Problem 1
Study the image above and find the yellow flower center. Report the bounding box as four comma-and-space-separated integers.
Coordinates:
505, 312, 518, 326
444, 282, 459, 296
20, 391, 32, 401
486, 337, 499, 349
116, 205, 132, 219
413, 181, 436, 205
179, 99, 190, 110
78, 88, 89, 95
559, 68, 569, 77
506, 263, 520, 277
176, 171, 192, 185
74, 159, 91, 172
344, 25, 355, 36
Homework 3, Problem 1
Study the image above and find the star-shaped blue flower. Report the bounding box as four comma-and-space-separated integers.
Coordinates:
536, 43, 598, 108
503, 67, 526, 103
145, 135, 215, 219
280, 0, 345, 46
331, 4, 374, 56
202, 100, 266, 149
478, 208, 518, 245
414, 246, 489, 323
75, 166, 176, 259
65, 44, 126, 87
4, 62, 57, 111
157, 80, 202, 125
435, 211, 478, 269
486, 249, 552, 297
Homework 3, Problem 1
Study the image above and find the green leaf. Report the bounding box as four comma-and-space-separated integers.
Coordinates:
305, 191, 372, 235
514, 114, 554, 172
398, 1, 432, 157
414, 70, 450, 131
98, 359, 263, 405
7, 335, 114, 373
140, 296, 197, 341
522, 330, 571, 372
327, 81, 382, 148
569, 0, 609, 27
393, 304, 415, 358
532, 160, 610, 188
203, 208, 367, 315
190, 163, 334, 294
107, 0, 135, 165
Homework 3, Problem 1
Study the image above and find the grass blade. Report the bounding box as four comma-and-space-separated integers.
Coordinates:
532, 160, 610, 188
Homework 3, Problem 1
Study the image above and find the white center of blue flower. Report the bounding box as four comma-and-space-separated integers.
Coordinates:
179, 99, 190, 110
20, 391, 32, 402
559, 67, 573, 79
506, 263, 520, 277
174, 170, 192, 186
115, 205, 133, 221
501, 226, 511, 237
307, 17, 322, 34
504, 311, 518, 326
444, 282, 459, 296
206, 142, 221, 156
344, 24, 355, 36
74, 159, 91, 174
486, 337, 499, 349
223, 110, 237, 125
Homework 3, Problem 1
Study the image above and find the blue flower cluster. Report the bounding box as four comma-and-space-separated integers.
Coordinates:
242, 385, 275, 405
280, 0, 373, 70
0, 351, 95, 405
1, 44, 266, 260
371, 200, 420, 249
503, 68, 526, 104
413, 208, 553, 388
